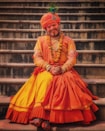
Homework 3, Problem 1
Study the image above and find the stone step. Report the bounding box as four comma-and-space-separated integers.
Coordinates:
0, 39, 105, 50
0, 19, 105, 23
0, 78, 105, 84
75, 66, 105, 79
0, 20, 105, 29
0, 49, 105, 64
0, 63, 105, 67
0, 0, 104, 5
0, 28, 104, 39
0, 6, 105, 13
1, 50, 105, 64
0, 6, 104, 9
0, 0, 104, 2
1, 28, 104, 32
0, 38, 104, 42
0, 13, 105, 20
0, 63, 105, 78
0, 32, 104, 40
0, 120, 37, 131
0, 12, 105, 16
0, 95, 10, 105
77, 55, 105, 64
0, 119, 105, 131
0, 49, 105, 54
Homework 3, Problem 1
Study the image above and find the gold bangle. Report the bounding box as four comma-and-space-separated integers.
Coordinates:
61, 67, 67, 73
46, 64, 51, 71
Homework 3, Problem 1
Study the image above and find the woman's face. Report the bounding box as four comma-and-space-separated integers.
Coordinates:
46, 22, 60, 37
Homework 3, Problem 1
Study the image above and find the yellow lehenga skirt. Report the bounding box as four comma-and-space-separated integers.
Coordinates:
6, 67, 98, 124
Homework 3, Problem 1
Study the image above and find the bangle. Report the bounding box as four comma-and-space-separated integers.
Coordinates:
61, 67, 67, 73
46, 64, 51, 71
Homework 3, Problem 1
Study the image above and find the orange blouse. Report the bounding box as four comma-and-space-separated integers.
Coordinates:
33, 33, 77, 71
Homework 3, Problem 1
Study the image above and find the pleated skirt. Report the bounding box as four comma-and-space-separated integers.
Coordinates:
6, 68, 98, 124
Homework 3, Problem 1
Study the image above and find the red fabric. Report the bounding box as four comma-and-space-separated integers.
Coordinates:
29, 106, 49, 121
42, 69, 98, 111
29, 104, 98, 124
40, 68, 99, 123
6, 68, 99, 124
33, 67, 45, 75
6, 103, 98, 124
40, 12, 60, 29
6, 108, 30, 124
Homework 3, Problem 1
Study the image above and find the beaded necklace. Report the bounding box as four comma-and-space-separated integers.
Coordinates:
48, 33, 64, 62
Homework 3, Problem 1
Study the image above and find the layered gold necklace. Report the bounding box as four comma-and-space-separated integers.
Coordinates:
48, 33, 64, 62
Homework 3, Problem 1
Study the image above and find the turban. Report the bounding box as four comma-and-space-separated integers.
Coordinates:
40, 12, 60, 29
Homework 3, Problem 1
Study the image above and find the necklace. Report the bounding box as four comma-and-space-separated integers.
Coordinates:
51, 39, 59, 51
48, 33, 64, 62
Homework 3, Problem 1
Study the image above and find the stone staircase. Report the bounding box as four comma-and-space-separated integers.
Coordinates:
0, 0, 105, 130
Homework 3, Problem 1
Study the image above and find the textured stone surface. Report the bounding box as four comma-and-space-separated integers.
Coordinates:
0, 119, 105, 131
